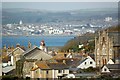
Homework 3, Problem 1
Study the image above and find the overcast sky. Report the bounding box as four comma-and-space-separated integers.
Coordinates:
2, 2, 118, 11
2, 0, 120, 2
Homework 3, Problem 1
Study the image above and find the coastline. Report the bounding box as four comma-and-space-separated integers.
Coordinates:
2, 34, 76, 37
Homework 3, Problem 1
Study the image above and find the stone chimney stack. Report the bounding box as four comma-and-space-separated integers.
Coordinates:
28, 41, 31, 48
63, 60, 66, 64
39, 40, 47, 52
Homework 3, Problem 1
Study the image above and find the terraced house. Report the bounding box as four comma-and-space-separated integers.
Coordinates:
30, 61, 69, 79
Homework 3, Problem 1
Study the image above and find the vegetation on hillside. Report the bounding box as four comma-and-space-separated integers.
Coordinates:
107, 25, 120, 32
61, 32, 95, 52
61, 25, 120, 53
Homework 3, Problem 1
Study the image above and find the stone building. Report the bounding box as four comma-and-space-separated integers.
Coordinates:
95, 29, 120, 67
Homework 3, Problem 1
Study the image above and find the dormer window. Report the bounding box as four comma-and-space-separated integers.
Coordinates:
90, 61, 92, 64
104, 68, 107, 71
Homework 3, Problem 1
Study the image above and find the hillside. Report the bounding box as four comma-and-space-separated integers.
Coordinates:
2, 8, 118, 24
61, 25, 120, 52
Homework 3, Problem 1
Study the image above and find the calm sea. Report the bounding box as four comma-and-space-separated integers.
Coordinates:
2, 36, 75, 48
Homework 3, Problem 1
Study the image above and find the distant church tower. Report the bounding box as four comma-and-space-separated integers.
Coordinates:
95, 30, 113, 67
19, 20, 23, 25
39, 40, 47, 52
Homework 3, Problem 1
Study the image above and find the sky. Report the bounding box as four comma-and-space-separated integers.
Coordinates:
2, 2, 118, 11
1, 0, 120, 2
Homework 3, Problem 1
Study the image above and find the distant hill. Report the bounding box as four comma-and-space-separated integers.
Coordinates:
107, 25, 120, 32
2, 8, 118, 24
61, 25, 120, 52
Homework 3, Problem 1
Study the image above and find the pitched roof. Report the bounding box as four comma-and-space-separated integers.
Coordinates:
36, 61, 50, 69
108, 32, 120, 46
106, 64, 120, 69
48, 63, 69, 69
72, 56, 95, 67
23, 46, 52, 60
55, 58, 81, 67
23, 46, 39, 56
2, 66, 15, 73
35, 61, 69, 70
8, 47, 25, 56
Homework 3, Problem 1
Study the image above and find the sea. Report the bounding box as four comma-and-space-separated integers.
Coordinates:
2, 35, 75, 48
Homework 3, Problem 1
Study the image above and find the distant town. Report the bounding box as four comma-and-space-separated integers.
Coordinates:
2, 16, 117, 36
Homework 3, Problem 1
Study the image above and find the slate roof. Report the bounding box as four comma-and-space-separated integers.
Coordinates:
23, 46, 52, 60
34, 61, 69, 70
74, 72, 96, 77
55, 58, 81, 67
48, 63, 69, 69
108, 32, 120, 46
23, 46, 39, 56
8, 47, 25, 56
106, 64, 120, 69
2, 66, 15, 73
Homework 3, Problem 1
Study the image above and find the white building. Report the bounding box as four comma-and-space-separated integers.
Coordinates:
101, 64, 120, 73
104, 17, 112, 22
77, 56, 96, 69
49, 29, 63, 34
19, 20, 23, 25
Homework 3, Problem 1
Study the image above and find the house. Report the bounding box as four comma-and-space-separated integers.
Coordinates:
101, 64, 120, 73
55, 56, 95, 69
22, 46, 53, 78
23, 59, 37, 78
2, 47, 25, 67
23, 46, 52, 60
2, 66, 15, 75
107, 59, 114, 64
76, 56, 96, 69
30, 61, 69, 79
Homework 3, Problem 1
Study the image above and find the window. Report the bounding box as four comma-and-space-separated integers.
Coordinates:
85, 62, 86, 65
90, 61, 92, 64
46, 71, 49, 74
103, 37, 105, 42
104, 68, 107, 71
58, 70, 62, 73
63, 70, 65, 73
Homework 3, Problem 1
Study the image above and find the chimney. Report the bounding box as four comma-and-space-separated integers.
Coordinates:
16, 43, 20, 47
28, 41, 31, 48
64, 53, 67, 58
63, 60, 66, 64
11, 55, 14, 65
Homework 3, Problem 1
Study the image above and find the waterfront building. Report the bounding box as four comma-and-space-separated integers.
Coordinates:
19, 20, 23, 25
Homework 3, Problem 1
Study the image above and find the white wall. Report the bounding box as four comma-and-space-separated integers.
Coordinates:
77, 56, 96, 69
101, 66, 110, 73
